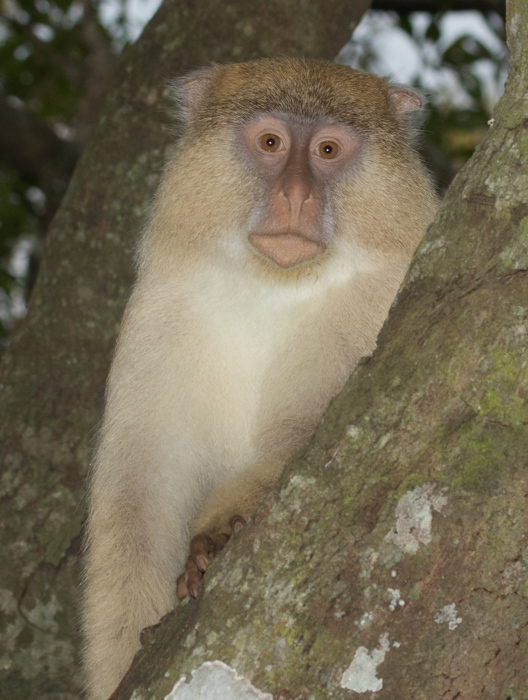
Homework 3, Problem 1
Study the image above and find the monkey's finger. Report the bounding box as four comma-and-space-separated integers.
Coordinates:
140, 621, 160, 645
176, 572, 189, 600
186, 559, 203, 598
210, 532, 229, 554
189, 534, 215, 571
230, 515, 246, 534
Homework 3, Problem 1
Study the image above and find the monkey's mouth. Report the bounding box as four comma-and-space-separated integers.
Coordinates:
248, 232, 326, 269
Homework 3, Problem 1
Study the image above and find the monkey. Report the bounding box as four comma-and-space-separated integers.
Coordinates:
82, 58, 438, 700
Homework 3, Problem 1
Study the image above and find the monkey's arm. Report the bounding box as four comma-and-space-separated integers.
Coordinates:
83, 287, 208, 698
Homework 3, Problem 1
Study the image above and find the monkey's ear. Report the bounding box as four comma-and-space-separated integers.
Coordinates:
388, 86, 423, 116
183, 67, 217, 110
171, 66, 217, 124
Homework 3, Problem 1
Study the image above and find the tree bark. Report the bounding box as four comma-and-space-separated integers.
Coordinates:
0, 1, 371, 699
110, 1, 528, 698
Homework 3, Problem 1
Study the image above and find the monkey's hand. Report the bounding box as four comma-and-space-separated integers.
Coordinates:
176, 515, 246, 600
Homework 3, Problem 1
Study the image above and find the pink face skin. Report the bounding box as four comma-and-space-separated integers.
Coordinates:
239, 115, 361, 268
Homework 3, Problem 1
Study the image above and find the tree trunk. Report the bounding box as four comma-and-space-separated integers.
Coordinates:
0, 1, 371, 698
110, 2, 528, 698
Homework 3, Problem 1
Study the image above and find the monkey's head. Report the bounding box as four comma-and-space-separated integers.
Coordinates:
159, 59, 435, 278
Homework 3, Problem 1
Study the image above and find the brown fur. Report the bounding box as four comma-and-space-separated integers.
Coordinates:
83, 59, 438, 700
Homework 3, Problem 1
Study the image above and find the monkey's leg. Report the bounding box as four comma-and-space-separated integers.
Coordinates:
176, 458, 284, 599
84, 462, 193, 699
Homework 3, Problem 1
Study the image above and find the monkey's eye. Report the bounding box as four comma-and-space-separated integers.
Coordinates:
316, 140, 340, 160
259, 133, 283, 152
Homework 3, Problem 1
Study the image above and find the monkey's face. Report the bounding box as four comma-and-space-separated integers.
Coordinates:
237, 114, 361, 270
151, 59, 436, 280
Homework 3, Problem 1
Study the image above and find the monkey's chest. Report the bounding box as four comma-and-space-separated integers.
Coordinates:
179, 284, 341, 466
